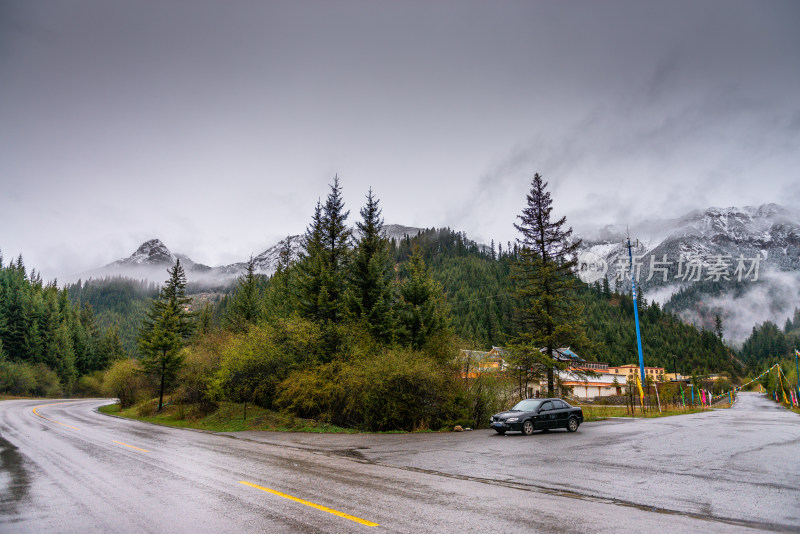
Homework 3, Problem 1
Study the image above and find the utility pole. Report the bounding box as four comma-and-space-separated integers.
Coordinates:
626, 233, 646, 387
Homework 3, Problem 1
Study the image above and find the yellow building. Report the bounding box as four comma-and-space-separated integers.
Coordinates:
457, 347, 506, 379
664, 372, 688, 382
608, 364, 665, 381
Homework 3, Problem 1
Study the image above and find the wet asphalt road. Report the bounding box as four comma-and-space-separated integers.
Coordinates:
0, 393, 797, 533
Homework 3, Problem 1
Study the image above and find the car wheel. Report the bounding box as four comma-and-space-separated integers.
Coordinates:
494, 429, 506, 435
522, 420, 534, 436
566, 417, 579, 432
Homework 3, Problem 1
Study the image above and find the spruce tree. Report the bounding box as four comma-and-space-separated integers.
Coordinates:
296, 176, 352, 326
138, 259, 195, 411
196, 303, 214, 335
74, 304, 100, 374
510, 173, 588, 397
347, 188, 396, 343
2, 259, 29, 361
265, 236, 297, 318
398, 245, 447, 351
225, 256, 263, 332
97, 326, 126, 367
50, 323, 77, 392
296, 201, 326, 321
714, 314, 723, 339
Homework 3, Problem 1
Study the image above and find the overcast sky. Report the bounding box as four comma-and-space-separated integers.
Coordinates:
2, 1, 799, 281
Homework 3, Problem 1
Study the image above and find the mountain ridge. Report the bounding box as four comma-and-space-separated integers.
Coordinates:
75, 224, 431, 284
577, 203, 800, 342
72, 203, 800, 342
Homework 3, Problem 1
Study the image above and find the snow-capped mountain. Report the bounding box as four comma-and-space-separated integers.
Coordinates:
76, 223, 427, 286
577, 204, 800, 342
579, 204, 800, 286
217, 235, 304, 278
74, 238, 211, 283
382, 224, 425, 242
116, 239, 177, 266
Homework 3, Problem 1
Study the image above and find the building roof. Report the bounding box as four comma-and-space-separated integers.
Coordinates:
543, 347, 586, 363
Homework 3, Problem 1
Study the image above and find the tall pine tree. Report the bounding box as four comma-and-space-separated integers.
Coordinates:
347, 188, 396, 343
265, 236, 298, 319
224, 256, 263, 332
138, 259, 195, 411
296, 177, 352, 324
398, 245, 447, 351
510, 173, 588, 397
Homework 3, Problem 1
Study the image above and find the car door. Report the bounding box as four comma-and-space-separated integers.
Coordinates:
537, 401, 555, 429
553, 400, 570, 428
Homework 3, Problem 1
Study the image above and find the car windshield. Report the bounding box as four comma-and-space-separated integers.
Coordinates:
510, 399, 542, 412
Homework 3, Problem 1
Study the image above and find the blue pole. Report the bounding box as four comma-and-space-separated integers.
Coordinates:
627, 237, 646, 386
795, 349, 799, 400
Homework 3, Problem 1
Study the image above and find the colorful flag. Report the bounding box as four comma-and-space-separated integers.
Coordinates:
635, 374, 645, 407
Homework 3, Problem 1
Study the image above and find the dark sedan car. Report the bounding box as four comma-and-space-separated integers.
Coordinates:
490, 398, 583, 435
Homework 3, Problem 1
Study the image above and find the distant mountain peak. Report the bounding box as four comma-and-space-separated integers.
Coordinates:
121, 238, 176, 266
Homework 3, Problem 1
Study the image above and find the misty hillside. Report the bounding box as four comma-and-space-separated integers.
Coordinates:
578, 203, 800, 342
55, 224, 748, 374
74, 225, 430, 286
71, 203, 800, 343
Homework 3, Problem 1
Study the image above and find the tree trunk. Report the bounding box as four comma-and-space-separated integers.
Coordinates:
158, 355, 166, 411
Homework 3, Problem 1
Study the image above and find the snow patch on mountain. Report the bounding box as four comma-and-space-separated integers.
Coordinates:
221, 235, 304, 278
577, 203, 800, 341
116, 239, 177, 266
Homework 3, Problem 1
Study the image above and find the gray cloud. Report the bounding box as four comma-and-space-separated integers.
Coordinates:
1, 1, 798, 279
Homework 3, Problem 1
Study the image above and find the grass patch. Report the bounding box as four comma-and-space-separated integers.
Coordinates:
578, 404, 708, 420
99, 401, 359, 433
633, 407, 709, 418
578, 405, 628, 421
0, 394, 36, 401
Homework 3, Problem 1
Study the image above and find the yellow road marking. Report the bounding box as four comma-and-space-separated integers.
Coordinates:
239, 480, 379, 527
113, 440, 150, 453
32, 401, 81, 430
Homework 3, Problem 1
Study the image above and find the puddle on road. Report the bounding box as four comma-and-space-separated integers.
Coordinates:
0, 435, 30, 514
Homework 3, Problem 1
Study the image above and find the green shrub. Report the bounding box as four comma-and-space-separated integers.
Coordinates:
74, 371, 105, 397
0, 360, 36, 395
176, 332, 228, 412
214, 319, 322, 409
32, 364, 63, 398
276, 349, 462, 431
103, 359, 148, 408
0, 360, 63, 397
136, 399, 158, 417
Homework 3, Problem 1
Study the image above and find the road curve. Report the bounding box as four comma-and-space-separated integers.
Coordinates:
0, 394, 796, 533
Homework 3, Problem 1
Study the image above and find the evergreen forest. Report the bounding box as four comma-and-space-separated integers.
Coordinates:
2, 177, 797, 429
